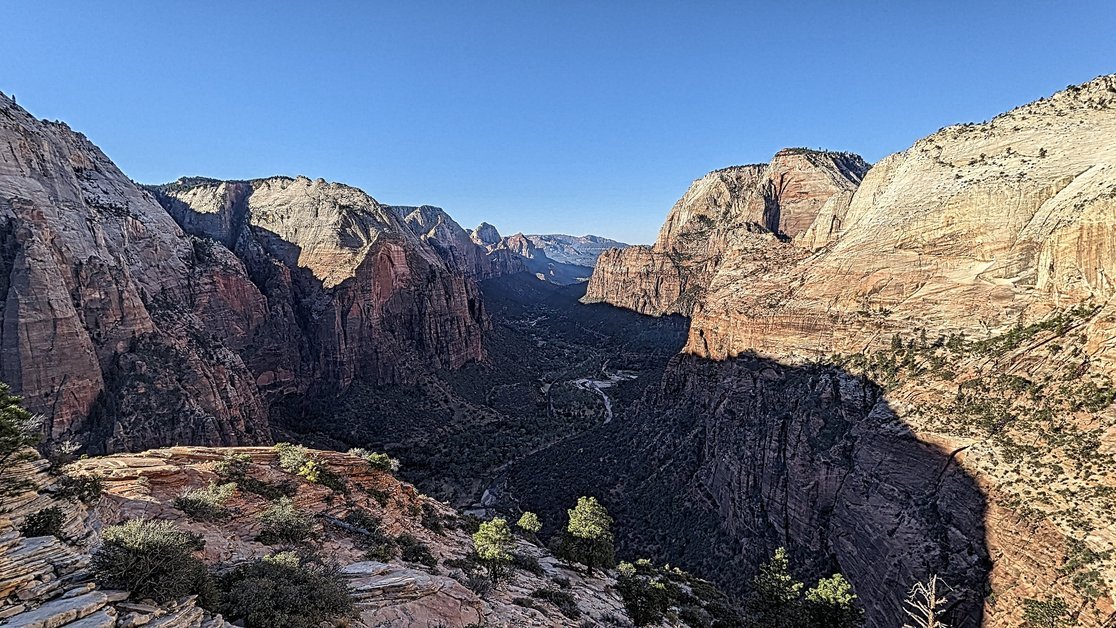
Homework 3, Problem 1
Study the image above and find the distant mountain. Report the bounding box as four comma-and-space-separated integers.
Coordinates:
525, 234, 629, 267
469, 225, 595, 285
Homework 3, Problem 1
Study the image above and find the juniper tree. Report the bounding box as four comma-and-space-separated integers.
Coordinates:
472, 517, 514, 582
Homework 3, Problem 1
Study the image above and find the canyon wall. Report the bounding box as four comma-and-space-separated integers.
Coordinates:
0, 94, 488, 453
584, 149, 868, 316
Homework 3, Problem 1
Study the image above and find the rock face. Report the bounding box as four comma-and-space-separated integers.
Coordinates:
0, 93, 270, 453
152, 179, 488, 400
0, 445, 635, 628
687, 77, 1116, 364
0, 93, 487, 453
570, 75, 1116, 626
524, 234, 629, 267
510, 355, 991, 627
584, 149, 869, 316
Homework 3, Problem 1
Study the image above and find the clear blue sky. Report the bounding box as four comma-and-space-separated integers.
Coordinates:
3, 1, 1113, 243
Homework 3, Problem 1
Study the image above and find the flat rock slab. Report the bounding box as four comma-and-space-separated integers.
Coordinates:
4, 590, 107, 628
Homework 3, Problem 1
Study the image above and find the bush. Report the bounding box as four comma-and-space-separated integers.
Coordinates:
397, 533, 436, 567
56, 472, 103, 503
517, 511, 542, 535
215, 452, 293, 500
174, 482, 236, 521
348, 447, 400, 473
616, 565, 673, 626
512, 552, 544, 576
216, 551, 354, 628
531, 587, 581, 620
274, 443, 346, 492
421, 503, 445, 534
0, 382, 42, 466
1023, 597, 1072, 627
92, 519, 213, 604
20, 506, 65, 539
337, 508, 397, 561
257, 497, 314, 545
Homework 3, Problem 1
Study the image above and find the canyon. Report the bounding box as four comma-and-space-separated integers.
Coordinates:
2, 74, 1116, 628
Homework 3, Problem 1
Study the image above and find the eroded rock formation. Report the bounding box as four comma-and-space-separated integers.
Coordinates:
0, 93, 488, 453
584, 149, 869, 315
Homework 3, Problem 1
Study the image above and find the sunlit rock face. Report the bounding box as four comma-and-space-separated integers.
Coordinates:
0, 92, 270, 451
154, 177, 488, 401
584, 149, 868, 316
686, 76, 1116, 365
0, 91, 487, 452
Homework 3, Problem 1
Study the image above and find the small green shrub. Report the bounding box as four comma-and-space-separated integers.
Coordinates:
257, 497, 314, 545
174, 482, 236, 521
531, 587, 581, 620
512, 552, 544, 576
347, 447, 400, 473
421, 503, 445, 534
274, 443, 346, 492
336, 508, 396, 561
57, 472, 103, 503
92, 519, 214, 604
215, 452, 293, 499
20, 506, 65, 539
397, 533, 436, 567
216, 551, 354, 628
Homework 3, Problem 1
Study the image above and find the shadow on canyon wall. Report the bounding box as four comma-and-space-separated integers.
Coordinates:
505, 350, 991, 627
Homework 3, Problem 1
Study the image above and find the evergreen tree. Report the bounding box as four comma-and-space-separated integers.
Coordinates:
516, 511, 542, 534
0, 382, 41, 466
557, 496, 615, 573
746, 547, 805, 627
472, 517, 514, 582
804, 573, 864, 628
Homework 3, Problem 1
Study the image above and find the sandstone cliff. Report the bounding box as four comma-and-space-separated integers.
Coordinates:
152, 178, 488, 401
584, 150, 869, 316
0, 92, 488, 454
0, 93, 270, 453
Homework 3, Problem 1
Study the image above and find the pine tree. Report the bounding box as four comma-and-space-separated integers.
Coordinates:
0, 382, 42, 466
747, 548, 805, 627
557, 496, 615, 573
516, 511, 542, 534
472, 517, 514, 582
804, 573, 864, 628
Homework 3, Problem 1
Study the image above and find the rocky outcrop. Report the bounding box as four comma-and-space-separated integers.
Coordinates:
469, 223, 593, 285
0, 445, 634, 628
688, 76, 1116, 364
584, 150, 868, 316
524, 234, 629, 268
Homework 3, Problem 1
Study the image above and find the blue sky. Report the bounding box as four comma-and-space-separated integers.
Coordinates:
3, 1, 1114, 243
